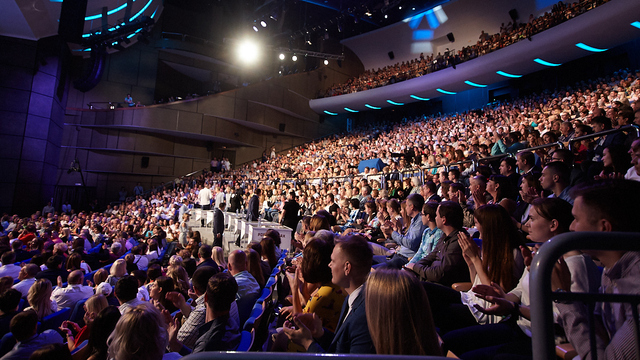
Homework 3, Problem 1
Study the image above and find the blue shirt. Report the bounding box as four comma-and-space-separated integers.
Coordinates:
409, 227, 443, 264
392, 214, 426, 259
1, 330, 63, 360
548, 185, 574, 205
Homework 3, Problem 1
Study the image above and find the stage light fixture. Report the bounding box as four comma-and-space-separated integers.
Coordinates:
261, 20, 267, 27
253, 25, 259, 32
324, 59, 329, 65
279, 53, 285, 60
237, 40, 259, 64
292, 54, 298, 61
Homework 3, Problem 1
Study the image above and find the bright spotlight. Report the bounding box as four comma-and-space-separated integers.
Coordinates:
279, 53, 285, 60
237, 40, 259, 63
292, 55, 298, 61
252, 26, 259, 32
260, 20, 267, 27
323, 59, 329, 65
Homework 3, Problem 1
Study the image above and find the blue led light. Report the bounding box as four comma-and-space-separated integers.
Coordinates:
575, 42, 607, 52
410, 95, 430, 101
130, 0, 153, 22
534, 58, 561, 67
387, 100, 404, 105
464, 80, 487, 88
496, 71, 522, 78
324, 110, 338, 115
631, 21, 640, 29
412, 30, 434, 41
436, 88, 456, 95
344, 107, 359, 113
365, 104, 381, 110
151, 6, 159, 18
82, 34, 91, 38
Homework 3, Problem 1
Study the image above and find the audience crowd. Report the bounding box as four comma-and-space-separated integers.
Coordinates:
323, 0, 611, 97
0, 64, 639, 359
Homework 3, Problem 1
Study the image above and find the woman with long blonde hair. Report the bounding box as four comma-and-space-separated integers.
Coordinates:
106, 259, 126, 287
26, 279, 57, 320
365, 268, 441, 356
212, 246, 227, 271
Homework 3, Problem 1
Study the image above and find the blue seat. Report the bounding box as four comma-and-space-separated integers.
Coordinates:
84, 270, 97, 284
71, 339, 88, 355
243, 302, 264, 331
39, 307, 71, 332
265, 276, 277, 289
69, 298, 88, 326
87, 244, 102, 254
236, 293, 260, 327
235, 330, 254, 352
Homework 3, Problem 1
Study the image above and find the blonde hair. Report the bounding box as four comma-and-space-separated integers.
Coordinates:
107, 303, 168, 360
27, 279, 54, 319
212, 246, 226, 269
84, 294, 109, 324
110, 259, 127, 277
365, 269, 441, 356
166, 266, 190, 294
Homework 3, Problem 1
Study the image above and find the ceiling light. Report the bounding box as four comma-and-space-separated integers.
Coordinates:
237, 40, 259, 64
323, 59, 329, 65
252, 26, 259, 32
279, 53, 285, 60
292, 54, 298, 61
384, 14, 388, 19
260, 20, 267, 27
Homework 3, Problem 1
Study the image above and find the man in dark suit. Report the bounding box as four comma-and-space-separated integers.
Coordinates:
212, 202, 226, 248
196, 245, 219, 271
284, 235, 375, 354
247, 188, 260, 221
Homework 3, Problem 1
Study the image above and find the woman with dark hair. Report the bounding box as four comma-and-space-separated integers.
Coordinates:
366, 268, 441, 356
422, 204, 525, 334
149, 276, 178, 313
245, 249, 266, 288
308, 214, 330, 232
247, 242, 270, 283
597, 143, 631, 178
260, 236, 277, 270
443, 198, 600, 359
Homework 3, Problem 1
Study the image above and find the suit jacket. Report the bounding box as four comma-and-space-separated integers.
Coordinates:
247, 195, 259, 221
213, 208, 225, 246
307, 287, 375, 354
412, 229, 470, 287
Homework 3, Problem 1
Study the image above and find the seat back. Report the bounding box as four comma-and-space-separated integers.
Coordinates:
0, 333, 16, 358
236, 330, 254, 352
69, 298, 88, 326
39, 307, 71, 332
237, 292, 260, 327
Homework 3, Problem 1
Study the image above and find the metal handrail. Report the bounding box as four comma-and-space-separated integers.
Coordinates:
568, 124, 640, 151
530, 231, 640, 360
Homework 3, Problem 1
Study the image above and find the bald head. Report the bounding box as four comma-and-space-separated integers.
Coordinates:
68, 270, 85, 285
228, 250, 247, 274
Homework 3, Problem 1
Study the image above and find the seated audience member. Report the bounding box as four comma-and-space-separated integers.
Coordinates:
25, 279, 57, 320
624, 138, 640, 181
284, 235, 375, 354
131, 269, 150, 301
79, 305, 121, 360
556, 179, 640, 360
247, 242, 270, 283
374, 194, 426, 269
108, 302, 180, 360
404, 201, 470, 287
12, 263, 39, 298
59, 294, 108, 354
196, 244, 218, 270
245, 249, 266, 288
443, 197, 599, 359
131, 245, 149, 270
27, 343, 71, 360
366, 268, 442, 356
149, 276, 178, 313
1, 310, 63, 360
423, 204, 525, 334
0, 289, 22, 337
115, 275, 144, 314
540, 161, 574, 204
212, 246, 227, 272
50, 270, 94, 309
227, 250, 260, 301
260, 236, 278, 270
105, 259, 126, 287
0, 252, 20, 280
168, 272, 241, 354
36, 256, 68, 284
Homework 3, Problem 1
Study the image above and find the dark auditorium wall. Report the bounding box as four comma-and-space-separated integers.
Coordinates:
0, 36, 68, 215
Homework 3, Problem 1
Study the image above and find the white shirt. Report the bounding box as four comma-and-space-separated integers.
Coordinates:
51, 284, 94, 309
199, 188, 212, 206
12, 277, 36, 297
345, 284, 364, 319
118, 297, 145, 314
0, 264, 21, 280
133, 254, 149, 270
137, 285, 150, 301
624, 166, 640, 182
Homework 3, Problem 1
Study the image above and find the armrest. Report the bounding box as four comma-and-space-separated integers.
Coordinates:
555, 343, 578, 360
451, 282, 473, 292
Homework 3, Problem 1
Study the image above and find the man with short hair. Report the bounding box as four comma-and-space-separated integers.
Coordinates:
421, 181, 441, 203
167, 266, 239, 350
168, 272, 242, 354
227, 250, 259, 300
405, 201, 470, 287
516, 151, 539, 176
500, 157, 521, 194
212, 202, 226, 248
116, 275, 144, 314
556, 180, 640, 360
0, 289, 22, 336
50, 270, 93, 309
284, 234, 375, 354
197, 245, 218, 270
247, 188, 260, 221
1, 310, 63, 360
0, 252, 20, 280
12, 263, 39, 298
540, 161, 574, 204
374, 194, 426, 269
